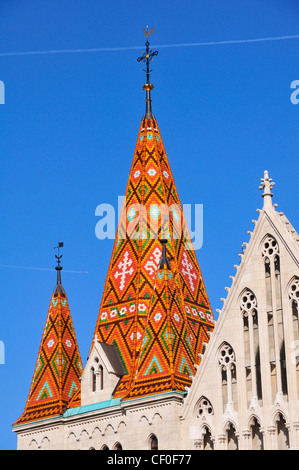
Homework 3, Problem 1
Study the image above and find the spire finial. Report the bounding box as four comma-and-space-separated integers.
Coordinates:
137, 27, 158, 118
54, 241, 65, 294
54, 241, 63, 266
259, 170, 275, 209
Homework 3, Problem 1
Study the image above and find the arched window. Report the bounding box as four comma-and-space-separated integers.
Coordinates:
99, 365, 104, 390
289, 277, 299, 341
113, 442, 122, 450
203, 427, 214, 450
250, 417, 264, 450
101, 444, 109, 450
280, 341, 288, 395
240, 289, 262, 405
218, 343, 237, 411
149, 434, 158, 450
255, 348, 262, 400
289, 278, 299, 397
261, 236, 287, 401
91, 367, 96, 392
276, 413, 290, 450
226, 423, 238, 450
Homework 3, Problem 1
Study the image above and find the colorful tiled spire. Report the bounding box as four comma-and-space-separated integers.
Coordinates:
14, 249, 83, 425
91, 29, 215, 400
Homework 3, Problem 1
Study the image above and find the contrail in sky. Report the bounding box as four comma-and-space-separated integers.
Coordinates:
0, 34, 299, 57
0, 264, 88, 274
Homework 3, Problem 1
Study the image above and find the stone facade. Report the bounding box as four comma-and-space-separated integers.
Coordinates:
13, 170, 299, 450
180, 171, 299, 450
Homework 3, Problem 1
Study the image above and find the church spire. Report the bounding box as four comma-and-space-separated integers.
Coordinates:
137, 27, 158, 119
91, 47, 215, 400
14, 245, 83, 426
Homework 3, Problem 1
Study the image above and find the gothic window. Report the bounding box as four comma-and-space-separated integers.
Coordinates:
276, 414, 290, 450
218, 343, 237, 411
280, 341, 288, 395
197, 397, 214, 418
274, 256, 282, 310
91, 367, 96, 392
261, 235, 286, 402
149, 434, 158, 450
203, 427, 214, 450
226, 423, 238, 450
240, 289, 262, 405
262, 235, 279, 317
113, 442, 122, 450
255, 348, 262, 400
288, 277, 299, 396
101, 445, 109, 450
250, 417, 264, 450
289, 277, 299, 342
99, 365, 104, 390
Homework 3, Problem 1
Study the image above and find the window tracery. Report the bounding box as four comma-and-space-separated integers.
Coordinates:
197, 397, 214, 418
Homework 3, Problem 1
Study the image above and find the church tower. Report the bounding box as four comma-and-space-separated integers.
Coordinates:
13, 244, 83, 430
89, 30, 214, 401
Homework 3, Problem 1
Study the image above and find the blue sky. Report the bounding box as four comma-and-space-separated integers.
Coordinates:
0, 0, 299, 449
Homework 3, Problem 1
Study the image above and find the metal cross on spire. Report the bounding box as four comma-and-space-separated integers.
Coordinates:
137, 26, 158, 86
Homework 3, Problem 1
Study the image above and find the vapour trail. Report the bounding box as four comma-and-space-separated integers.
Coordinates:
0, 264, 88, 274
0, 34, 299, 57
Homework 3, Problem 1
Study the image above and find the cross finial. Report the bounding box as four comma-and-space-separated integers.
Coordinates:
137, 27, 158, 118
137, 27, 158, 85
259, 170, 275, 209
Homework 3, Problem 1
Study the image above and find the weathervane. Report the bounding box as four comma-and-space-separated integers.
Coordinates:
53, 241, 65, 294
54, 241, 64, 267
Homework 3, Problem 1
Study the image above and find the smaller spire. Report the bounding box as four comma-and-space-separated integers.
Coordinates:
13, 243, 83, 426
54, 241, 65, 295
137, 27, 158, 119
259, 170, 275, 210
